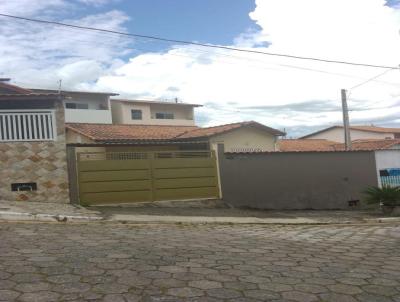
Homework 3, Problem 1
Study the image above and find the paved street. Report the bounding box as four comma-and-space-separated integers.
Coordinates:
1, 222, 400, 302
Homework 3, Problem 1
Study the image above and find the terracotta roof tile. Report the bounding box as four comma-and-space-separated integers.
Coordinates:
0, 82, 32, 94
278, 138, 400, 152
0, 82, 62, 100
301, 125, 400, 138
66, 123, 198, 142
332, 139, 400, 151
278, 139, 336, 152
348, 126, 400, 134
66, 121, 284, 142
176, 121, 285, 139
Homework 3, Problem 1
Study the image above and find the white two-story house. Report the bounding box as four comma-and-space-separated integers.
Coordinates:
111, 99, 200, 126
32, 89, 117, 124
3, 83, 284, 153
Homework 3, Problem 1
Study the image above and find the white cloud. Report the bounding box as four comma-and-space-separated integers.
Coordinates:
1, 0, 400, 136
0, 0, 130, 89
77, 0, 114, 6
0, 0, 68, 17
93, 0, 400, 134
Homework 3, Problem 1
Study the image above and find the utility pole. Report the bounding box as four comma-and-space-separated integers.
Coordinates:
58, 79, 62, 94
341, 89, 352, 150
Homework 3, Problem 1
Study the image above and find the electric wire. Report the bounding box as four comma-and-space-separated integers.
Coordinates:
0, 13, 399, 70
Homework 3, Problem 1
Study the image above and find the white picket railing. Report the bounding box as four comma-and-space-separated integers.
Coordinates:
0, 110, 56, 142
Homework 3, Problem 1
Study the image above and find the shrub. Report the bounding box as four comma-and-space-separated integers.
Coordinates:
363, 186, 400, 207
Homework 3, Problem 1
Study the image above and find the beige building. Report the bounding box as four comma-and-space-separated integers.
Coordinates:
111, 99, 200, 126
301, 125, 400, 143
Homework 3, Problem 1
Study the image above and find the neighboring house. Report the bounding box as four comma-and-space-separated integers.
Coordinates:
0, 81, 70, 203
301, 125, 400, 142
66, 121, 285, 153
66, 121, 284, 205
32, 88, 118, 124
332, 139, 400, 151
111, 99, 200, 126
278, 138, 400, 152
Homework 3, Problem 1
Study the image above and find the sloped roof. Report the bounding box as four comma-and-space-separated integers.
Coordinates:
301, 125, 400, 138
0, 82, 32, 94
66, 121, 284, 143
31, 88, 118, 96
0, 82, 62, 100
348, 126, 400, 134
278, 139, 336, 152
66, 123, 198, 142
113, 99, 202, 107
332, 139, 400, 151
278, 138, 400, 152
177, 121, 285, 139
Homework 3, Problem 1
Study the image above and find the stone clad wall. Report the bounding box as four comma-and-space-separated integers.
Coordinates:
0, 101, 70, 203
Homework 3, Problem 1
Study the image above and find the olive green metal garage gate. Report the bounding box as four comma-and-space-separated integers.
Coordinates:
77, 151, 219, 205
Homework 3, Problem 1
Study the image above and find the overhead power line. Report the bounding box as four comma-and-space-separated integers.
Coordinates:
0, 13, 399, 70
348, 68, 396, 91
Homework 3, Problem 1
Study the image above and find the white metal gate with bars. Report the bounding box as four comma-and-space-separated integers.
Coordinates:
0, 110, 56, 142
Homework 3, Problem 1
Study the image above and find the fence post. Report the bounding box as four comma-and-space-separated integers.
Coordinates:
66, 146, 79, 204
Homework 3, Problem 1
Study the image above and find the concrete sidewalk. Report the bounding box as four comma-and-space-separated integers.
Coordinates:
0, 200, 102, 223
0, 200, 399, 225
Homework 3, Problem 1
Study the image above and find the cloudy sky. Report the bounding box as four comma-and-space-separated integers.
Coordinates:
0, 0, 400, 137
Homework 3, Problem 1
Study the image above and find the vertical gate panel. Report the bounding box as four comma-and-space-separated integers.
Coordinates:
77, 151, 219, 205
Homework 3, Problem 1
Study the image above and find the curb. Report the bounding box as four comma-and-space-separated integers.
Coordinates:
0, 211, 103, 223
1, 211, 399, 225
364, 217, 400, 223
106, 214, 321, 225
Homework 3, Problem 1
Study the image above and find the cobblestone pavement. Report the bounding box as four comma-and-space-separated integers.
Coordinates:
1, 222, 400, 302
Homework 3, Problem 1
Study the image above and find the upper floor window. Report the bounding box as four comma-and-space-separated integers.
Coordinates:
155, 112, 174, 119
131, 109, 142, 120
65, 102, 89, 110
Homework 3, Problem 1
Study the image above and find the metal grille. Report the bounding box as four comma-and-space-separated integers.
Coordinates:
154, 151, 212, 159
78, 151, 213, 161
0, 111, 56, 142
106, 152, 148, 160
381, 176, 400, 187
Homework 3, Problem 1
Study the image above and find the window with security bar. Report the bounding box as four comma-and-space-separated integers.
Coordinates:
0, 110, 57, 142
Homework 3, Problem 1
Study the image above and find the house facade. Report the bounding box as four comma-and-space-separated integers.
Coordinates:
111, 99, 199, 126
66, 121, 284, 153
32, 89, 117, 124
0, 82, 70, 203
301, 125, 400, 142
1, 81, 286, 205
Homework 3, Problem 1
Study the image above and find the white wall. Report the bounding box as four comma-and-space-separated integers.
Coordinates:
111, 100, 196, 126
64, 92, 112, 124
65, 109, 112, 124
374, 150, 400, 186
209, 127, 277, 152
306, 127, 394, 142
63, 93, 109, 110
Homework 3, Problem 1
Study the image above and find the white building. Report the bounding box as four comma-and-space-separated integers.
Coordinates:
32, 89, 116, 124
111, 99, 201, 126
301, 125, 400, 142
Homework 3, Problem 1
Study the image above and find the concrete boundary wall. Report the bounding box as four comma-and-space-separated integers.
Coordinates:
218, 145, 378, 209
